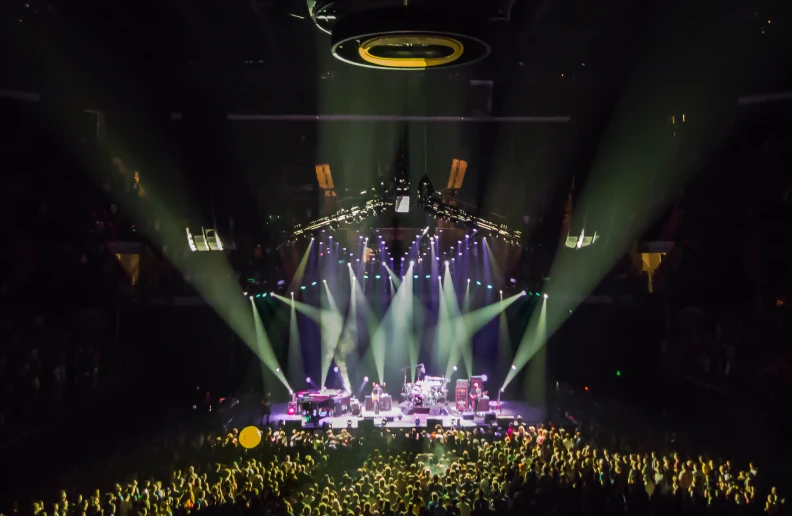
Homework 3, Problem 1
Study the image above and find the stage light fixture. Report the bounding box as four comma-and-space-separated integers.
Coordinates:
347, 419, 353, 428
511, 364, 517, 370
453, 366, 458, 371
445, 260, 449, 266
323, 279, 327, 283
276, 368, 280, 372
410, 260, 414, 265
306, 377, 311, 383
414, 274, 419, 279
521, 291, 526, 296
482, 374, 488, 382
375, 274, 381, 279
334, 366, 339, 373
425, 274, 431, 279
364, 376, 369, 382
290, 292, 294, 296
487, 285, 493, 289
415, 418, 421, 427
543, 293, 549, 299
476, 281, 481, 285
300, 285, 307, 290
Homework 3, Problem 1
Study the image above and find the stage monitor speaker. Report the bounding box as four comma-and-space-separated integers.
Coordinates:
380, 394, 392, 411
358, 419, 375, 432
365, 396, 373, 412
497, 416, 515, 427
282, 420, 302, 432
427, 417, 444, 428
484, 413, 497, 424
462, 413, 475, 421
429, 406, 449, 416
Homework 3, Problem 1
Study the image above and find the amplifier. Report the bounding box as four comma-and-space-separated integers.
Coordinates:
333, 399, 347, 416
477, 397, 490, 413
350, 399, 361, 416
381, 394, 392, 411
364, 395, 373, 412
455, 379, 469, 413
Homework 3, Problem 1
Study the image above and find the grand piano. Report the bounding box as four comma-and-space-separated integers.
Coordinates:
296, 389, 351, 418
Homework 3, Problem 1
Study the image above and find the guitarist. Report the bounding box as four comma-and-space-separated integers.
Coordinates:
470, 384, 483, 416
372, 382, 383, 415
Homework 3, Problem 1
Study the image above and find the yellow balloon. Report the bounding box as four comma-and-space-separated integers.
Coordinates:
239, 426, 262, 449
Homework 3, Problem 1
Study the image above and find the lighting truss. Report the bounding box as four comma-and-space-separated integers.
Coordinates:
285, 198, 394, 242
282, 175, 521, 245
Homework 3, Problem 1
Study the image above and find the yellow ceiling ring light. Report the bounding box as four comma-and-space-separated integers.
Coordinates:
358, 35, 464, 68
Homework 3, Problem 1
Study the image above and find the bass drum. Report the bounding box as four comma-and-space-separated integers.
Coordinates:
412, 393, 424, 406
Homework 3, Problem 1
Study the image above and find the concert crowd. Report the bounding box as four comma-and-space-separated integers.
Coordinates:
8, 417, 786, 516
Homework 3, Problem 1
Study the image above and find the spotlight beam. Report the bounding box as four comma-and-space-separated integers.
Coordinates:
382, 263, 402, 288
504, 294, 547, 390
320, 282, 345, 388
287, 240, 314, 295
287, 294, 305, 389
251, 298, 292, 393
367, 262, 415, 383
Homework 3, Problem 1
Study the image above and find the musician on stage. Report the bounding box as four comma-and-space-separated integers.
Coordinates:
260, 392, 272, 425
416, 364, 426, 382
372, 382, 384, 415
470, 384, 483, 416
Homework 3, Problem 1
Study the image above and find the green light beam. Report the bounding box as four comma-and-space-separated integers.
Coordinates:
287, 296, 304, 388
382, 263, 402, 288
320, 282, 344, 388
368, 262, 415, 383
251, 298, 292, 393
288, 240, 314, 295
504, 296, 546, 389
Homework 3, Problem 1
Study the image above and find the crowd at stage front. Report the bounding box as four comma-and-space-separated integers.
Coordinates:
9, 421, 786, 516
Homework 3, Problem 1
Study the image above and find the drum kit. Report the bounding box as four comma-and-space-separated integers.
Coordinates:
403, 376, 448, 407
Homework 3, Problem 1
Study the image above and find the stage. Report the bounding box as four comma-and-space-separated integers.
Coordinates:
258, 400, 545, 430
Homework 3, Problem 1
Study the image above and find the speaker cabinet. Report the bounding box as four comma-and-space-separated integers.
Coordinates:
358, 419, 375, 432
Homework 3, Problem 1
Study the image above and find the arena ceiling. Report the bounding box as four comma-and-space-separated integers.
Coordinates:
2, 0, 788, 227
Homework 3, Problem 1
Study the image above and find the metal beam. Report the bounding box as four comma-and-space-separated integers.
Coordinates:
227, 114, 572, 123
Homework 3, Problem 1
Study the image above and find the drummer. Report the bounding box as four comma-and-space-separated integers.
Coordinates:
416, 364, 426, 382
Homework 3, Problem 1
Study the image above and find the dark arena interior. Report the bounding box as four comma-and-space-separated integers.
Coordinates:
2, 0, 792, 514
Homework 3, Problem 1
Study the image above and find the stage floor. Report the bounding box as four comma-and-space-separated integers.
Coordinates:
264, 400, 545, 429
